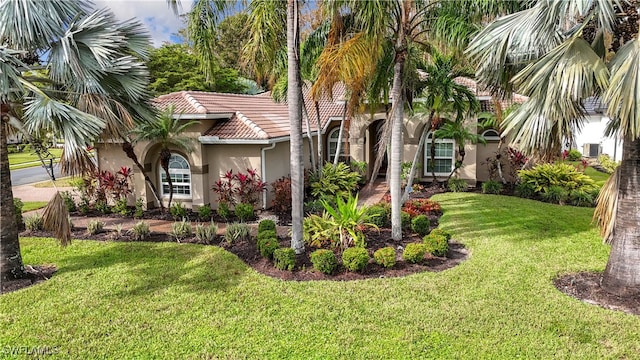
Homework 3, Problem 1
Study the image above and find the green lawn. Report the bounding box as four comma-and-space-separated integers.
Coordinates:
21, 201, 48, 213
1, 193, 638, 358
8, 148, 63, 170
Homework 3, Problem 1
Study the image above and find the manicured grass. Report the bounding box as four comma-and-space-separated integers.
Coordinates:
2, 193, 639, 358
8, 148, 63, 170
32, 177, 76, 188
21, 201, 48, 213
584, 166, 610, 186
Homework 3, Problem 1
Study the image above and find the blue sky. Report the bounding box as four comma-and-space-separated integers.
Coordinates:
96, 0, 194, 46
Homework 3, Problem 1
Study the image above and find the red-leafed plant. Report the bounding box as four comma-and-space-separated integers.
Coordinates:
212, 170, 236, 206
271, 176, 292, 214
402, 199, 442, 218
212, 169, 267, 207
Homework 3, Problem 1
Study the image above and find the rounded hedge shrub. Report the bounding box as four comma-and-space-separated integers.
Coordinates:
429, 228, 452, 241
310, 249, 338, 275
257, 229, 277, 243
341, 247, 369, 272
411, 215, 431, 236
258, 219, 276, 233
403, 243, 427, 264
258, 237, 280, 259
367, 204, 390, 228
373, 247, 396, 268
234, 203, 254, 222
401, 211, 411, 230
273, 248, 296, 271
423, 234, 449, 257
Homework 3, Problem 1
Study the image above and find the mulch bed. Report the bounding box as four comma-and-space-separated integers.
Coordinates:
554, 272, 640, 316
1, 265, 57, 294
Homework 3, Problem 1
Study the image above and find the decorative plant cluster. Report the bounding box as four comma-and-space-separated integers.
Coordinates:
517, 162, 600, 206
309, 162, 362, 202
212, 169, 266, 221
67, 167, 138, 215
401, 198, 442, 218
271, 176, 292, 215
256, 220, 282, 263
401, 227, 452, 263
598, 154, 619, 174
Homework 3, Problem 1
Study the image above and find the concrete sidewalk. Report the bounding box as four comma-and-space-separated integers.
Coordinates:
12, 184, 74, 202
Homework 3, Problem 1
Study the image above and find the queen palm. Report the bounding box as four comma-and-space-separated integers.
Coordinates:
0, 0, 153, 286
131, 106, 197, 210
467, 0, 640, 296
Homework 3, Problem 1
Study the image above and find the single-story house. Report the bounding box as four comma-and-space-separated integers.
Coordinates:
95, 78, 525, 210
569, 97, 622, 161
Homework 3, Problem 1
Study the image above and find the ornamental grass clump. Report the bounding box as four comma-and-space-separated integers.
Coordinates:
86, 219, 105, 235
170, 219, 192, 243
373, 247, 397, 268
130, 221, 150, 241
195, 222, 218, 244
224, 222, 250, 244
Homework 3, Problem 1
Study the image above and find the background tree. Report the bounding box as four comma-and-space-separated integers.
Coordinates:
148, 43, 247, 95
131, 105, 197, 210
467, 0, 640, 297
0, 0, 153, 287
211, 12, 255, 80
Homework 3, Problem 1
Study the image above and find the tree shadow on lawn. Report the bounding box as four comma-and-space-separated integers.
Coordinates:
57, 242, 249, 297
435, 194, 597, 243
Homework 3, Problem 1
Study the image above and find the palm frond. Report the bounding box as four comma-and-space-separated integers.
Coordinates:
42, 192, 72, 246
594, 166, 619, 244
0, 48, 27, 101
604, 37, 640, 140
243, 0, 287, 84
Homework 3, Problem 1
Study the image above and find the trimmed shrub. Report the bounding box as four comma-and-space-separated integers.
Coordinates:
24, 214, 44, 232
60, 191, 76, 212
411, 215, 431, 236
541, 185, 569, 204
87, 219, 105, 235
310, 249, 338, 275
130, 221, 150, 241
224, 222, 250, 244
170, 219, 192, 242
113, 197, 130, 216
429, 228, 452, 241
217, 201, 231, 220
234, 203, 254, 222
273, 248, 296, 271
515, 182, 536, 199
170, 202, 188, 220
598, 154, 619, 174
403, 243, 427, 264
257, 230, 277, 243
341, 247, 369, 272
198, 203, 213, 221
447, 178, 468, 192
401, 211, 411, 230
373, 247, 397, 268
424, 234, 449, 257
566, 149, 582, 161
258, 219, 276, 233
257, 237, 280, 259
195, 222, 218, 244
482, 180, 503, 195
367, 204, 390, 228
518, 162, 594, 194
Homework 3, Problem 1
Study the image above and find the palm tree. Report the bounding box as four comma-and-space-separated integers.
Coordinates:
467, 0, 640, 297
131, 106, 197, 210
0, 0, 153, 286
434, 119, 485, 181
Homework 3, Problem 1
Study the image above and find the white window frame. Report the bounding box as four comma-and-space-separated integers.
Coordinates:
327, 127, 348, 162
160, 154, 192, 198
424, 133, 455, 177
482, 129, 501, 142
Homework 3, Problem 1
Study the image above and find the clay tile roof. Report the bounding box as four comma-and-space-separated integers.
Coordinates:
453, 77, 528, 108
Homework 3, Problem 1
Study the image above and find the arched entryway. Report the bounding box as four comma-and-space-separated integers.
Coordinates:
368, 119, 388, 179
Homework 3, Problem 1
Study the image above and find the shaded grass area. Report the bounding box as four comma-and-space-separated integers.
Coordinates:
21, 201, 48, 213
1, 193, 639, 358
32, 176, 76, 188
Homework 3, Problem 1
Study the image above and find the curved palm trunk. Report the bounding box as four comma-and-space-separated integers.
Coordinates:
122, 140, 163, 210
160, 148, 173, 210
288, 0, 304, 254
0, 111, 25, 286
430, 122, 438, 183
601, 136, 640, 297
333, 102, 348, 166
402, 112, 433, 202
446, 144, 465, 182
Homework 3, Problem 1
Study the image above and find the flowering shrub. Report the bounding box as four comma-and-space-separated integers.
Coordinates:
402, 199, 442, 218
212, 169, 267, 207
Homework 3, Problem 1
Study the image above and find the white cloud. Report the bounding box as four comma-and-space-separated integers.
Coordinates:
94, 0, 193, 47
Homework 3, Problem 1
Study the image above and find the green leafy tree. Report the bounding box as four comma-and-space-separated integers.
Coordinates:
131, 105, 197, 210
147, 43, 246, 95
467, 0, 640, 296
0, 0, 153, 286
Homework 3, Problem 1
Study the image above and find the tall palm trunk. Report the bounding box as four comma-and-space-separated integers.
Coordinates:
287, 0, 304, 254
160, 148, 173, 210
0, 110, 25, 286
333, 102, 348, 166
302, 101, 316, 170
402, 111, 434, 202
121, 140, 163, 210
315, 101, 323, 173
601, 136, 640, 297
390, 22, 407, 241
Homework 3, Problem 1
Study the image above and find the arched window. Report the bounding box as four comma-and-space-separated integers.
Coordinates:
327, 127, 348, 162
482, 129, 501, 142
160, 154, 191, 197
424, 133, 455, 176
